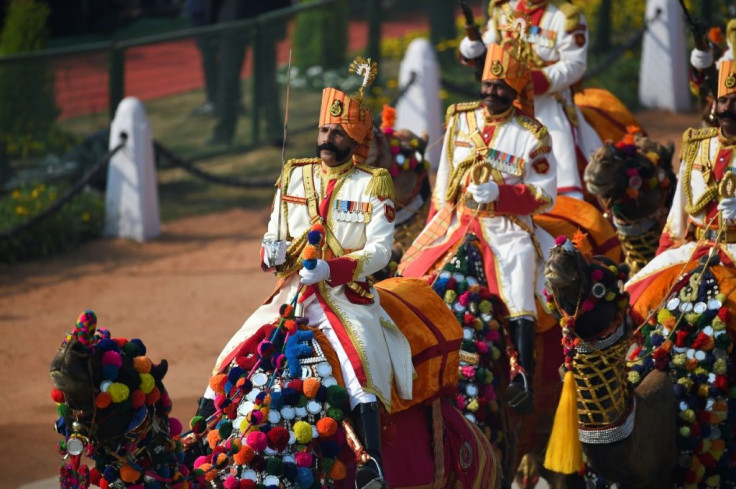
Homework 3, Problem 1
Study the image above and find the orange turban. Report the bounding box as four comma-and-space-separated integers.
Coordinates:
482, 42, 534, 116
319, 88, 373, 162
482, 42, 530, 94
719, 60, 736, 98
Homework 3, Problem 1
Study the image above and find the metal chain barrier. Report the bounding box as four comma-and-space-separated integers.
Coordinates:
0, 134, 128, 240
154, 141, 276, 189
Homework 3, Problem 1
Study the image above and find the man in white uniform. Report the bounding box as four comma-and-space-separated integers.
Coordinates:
459, 0, 601, 199
400, 42, 557, 412
204, 62, 413, 489
627, 60, 736, 312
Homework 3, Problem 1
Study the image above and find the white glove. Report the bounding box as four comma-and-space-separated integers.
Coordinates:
690, 48, 714, 70
718, 197, 736, 220
299, 259, 330, 285
467, 181, 500, 204
262, 240, 289, 267
459, 36, 486, 60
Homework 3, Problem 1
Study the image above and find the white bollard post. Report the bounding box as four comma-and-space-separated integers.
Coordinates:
395, 38, 443, 172
105, 97, 160, 242
638, 0, 691, 112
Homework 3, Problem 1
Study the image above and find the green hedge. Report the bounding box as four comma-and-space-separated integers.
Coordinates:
0, 183, 104, 263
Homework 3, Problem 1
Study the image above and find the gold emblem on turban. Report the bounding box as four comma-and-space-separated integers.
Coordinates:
491, 60, 504, 77
329, 99, 343, 117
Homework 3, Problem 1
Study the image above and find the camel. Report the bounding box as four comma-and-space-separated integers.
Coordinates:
583, 130, 676, 274
50, 280, 501, 489
540, 238, 730, 488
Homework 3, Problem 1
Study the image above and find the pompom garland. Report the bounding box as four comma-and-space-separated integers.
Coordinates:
430, 238, 505, 451
54, 312, 185, 489
628, 267, 736, 488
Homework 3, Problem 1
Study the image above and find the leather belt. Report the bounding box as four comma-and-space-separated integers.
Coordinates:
460, 196, 495, 217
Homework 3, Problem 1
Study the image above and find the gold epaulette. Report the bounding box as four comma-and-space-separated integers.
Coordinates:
356, 163, 396, 201
555, 1, 583, 33
516, 115, 549, 141
682, 127, 718, 145
445, 101, 483, 124
278, 157, 320, 187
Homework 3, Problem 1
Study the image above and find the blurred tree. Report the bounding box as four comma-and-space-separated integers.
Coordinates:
293, 0, 348, 71
0, 0, 59, 179
427, 0, 457, 65
594, 0, 612, 53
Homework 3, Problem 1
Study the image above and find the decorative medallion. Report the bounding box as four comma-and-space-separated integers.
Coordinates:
726, 72, 736, 89
491, 60, 504, 77
459, 441, 473, 470
532, 158, 550, 174
329, 99, 344, 117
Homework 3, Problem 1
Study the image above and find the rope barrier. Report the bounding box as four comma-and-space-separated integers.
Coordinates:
153, 141, 276, 189
0, 134, 127, 241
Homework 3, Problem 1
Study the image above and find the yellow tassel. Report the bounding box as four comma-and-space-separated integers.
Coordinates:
543, 370, 583, 474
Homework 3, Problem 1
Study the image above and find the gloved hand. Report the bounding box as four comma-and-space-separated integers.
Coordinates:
459, 36, 486, 60
690, 48, 714, 70
467, 181, 500, 204
262, 240, 290, 268
718, 197, 736, 220
299, 259, 330, 285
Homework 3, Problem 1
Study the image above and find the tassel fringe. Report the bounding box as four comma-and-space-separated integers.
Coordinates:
543, 370, 583, 474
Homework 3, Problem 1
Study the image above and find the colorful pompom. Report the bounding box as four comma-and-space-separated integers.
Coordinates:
293, 421, 313, 444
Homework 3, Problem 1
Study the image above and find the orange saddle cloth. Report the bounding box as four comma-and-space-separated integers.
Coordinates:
315, 277, 462, 413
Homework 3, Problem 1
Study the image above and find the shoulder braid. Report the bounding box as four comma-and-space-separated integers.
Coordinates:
555, 1, 583, 32
356, 164, 396, 201
445, 101, 483, 124
280, 157, 320, 189
516, 115, 549, 141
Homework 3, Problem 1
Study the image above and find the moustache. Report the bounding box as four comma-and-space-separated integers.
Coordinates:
480, 91, 510, 105
316, 142, 352, 162
717, 111, 736, 121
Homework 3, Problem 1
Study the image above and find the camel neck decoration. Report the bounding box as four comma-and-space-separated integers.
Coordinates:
543, 238, 633, 444
50, 312, 185, 489
627, 264, 735, 488
431, 236, 506, 453
584, 128, 675, 274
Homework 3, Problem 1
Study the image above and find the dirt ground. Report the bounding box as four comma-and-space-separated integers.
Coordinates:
0, 109, 700, 489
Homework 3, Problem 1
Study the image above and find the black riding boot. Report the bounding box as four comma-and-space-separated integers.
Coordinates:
352, 402, 388, 489
507, 318, 535, 413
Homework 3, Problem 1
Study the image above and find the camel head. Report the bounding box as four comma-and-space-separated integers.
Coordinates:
584, 131, 675, 221
544, 237, 630, 340
366, 108, 430, 208
50, 311, 169, 445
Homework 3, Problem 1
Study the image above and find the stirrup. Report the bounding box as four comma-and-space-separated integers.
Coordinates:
507, 371, 534, 413
356, 456, 388, 489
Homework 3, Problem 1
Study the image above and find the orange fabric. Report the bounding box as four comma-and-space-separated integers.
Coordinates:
376, 278, 463, 412
483, 42, 530, 94
629, 262, 736, 328
719, 60, 736, 98
534, 195, 623, 262
319, 87, 373, 162
573, 88, 642, 143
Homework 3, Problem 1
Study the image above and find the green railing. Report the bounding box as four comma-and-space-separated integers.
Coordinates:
0, 0, 348, 190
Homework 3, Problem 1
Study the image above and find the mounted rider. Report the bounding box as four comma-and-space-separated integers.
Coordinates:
204, 58, 413, 489
627, 58, 736, 315
459, 0, 601, 199
399, 39, 557, 413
